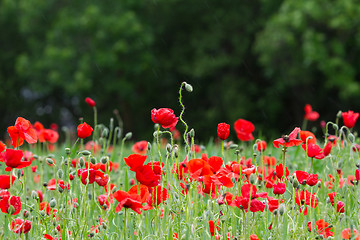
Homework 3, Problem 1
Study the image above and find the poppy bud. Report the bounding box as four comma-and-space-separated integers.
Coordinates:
273, 209, 278, 215
16, 169, 22, 179
332, 124, 338, 132
57, 169, 64, 179
79, 157, 85, 167
46, 158, 54, 165
81, 150, 91, 156
153, 131, 162, 138
7, 206, 15, 215
50, 199, 57, 208
109, 118, 114, 130
217, 123, 230, 140
65, 148, 71, 155
173, 145, 179, 158
88, 193, 93, 200
249, 174, 257, 185
279, 204, 285, 215
227, 144, 237, 150
102, 128, 109, 138
189, 129, 195, 138
90, 157, 97, 164
111, 187, 118, 194
40, 210, 46, 216
317, 181, 322, 188
348, 133, 355, 143
185, 83, 193, 92
102, 223, 107, 230
292, 179, 299, 188
337, 110, 342, 118
85, 97, 96, 107
24, 210, 30, 218
147, 142, 152, 151
58, 186, 64, 193
31, 191, 38, 200
100, 156, 109, 164
166, 144, 172, 153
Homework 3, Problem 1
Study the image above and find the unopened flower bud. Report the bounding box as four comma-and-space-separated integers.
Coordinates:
332, 124, 338, 131
147, 142, 152, 151
100, 156, 109, 164
166, 144, 172, 153
58, 186, 64, 193
249, 174, 257, 185
49, 199, 57, 208
65, 148, 71, 155
279, 204, 285, 215
185, 83, 193, 92
273, 209, 278, 215
337, 111, 342, 118
348, 133, 355, 143
189, 129, 195, 138
81, 150, 91, 156
16, 169, 22, 179
46, 158, 54, 165
111, 187, 118, 194
23, 210, 30, 218
102, 128, 109, 138
102, 223, 107, 230
79, 157, 85, 167
173, 145, 179, 158
230, 144, 239, 149
7, 205, 15, 215
57, 169, 64, 179
125, 132, 132, 140
90, 157, 96, 164
153, 131, 162, 138
317, 181, 321, 188
31, 191, 38, 200
292, 179, 299, 188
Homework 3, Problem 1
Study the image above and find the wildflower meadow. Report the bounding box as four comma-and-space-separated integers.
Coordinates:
1, 82, 360, 240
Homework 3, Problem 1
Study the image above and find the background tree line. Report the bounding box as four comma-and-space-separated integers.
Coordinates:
1, 0, 360, 142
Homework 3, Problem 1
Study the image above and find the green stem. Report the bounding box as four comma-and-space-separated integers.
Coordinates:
179, 82, 190, 159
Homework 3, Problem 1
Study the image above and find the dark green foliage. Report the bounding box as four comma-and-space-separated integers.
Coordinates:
0, 0, 358, 141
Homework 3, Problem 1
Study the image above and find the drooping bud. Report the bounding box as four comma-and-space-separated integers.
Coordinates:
185, 82, 193, 92
90, 157, 97, 164
100, 156, 109, 165
249, 174, 257, 185
46, 158, 54, 165
81, 150, 91, 156
125, 132, 132, 140
189, 129, 195, 138
49, 199, 57, 208
79, 157, 85, 167
57, 169, 64, 179
279, 204, 285, 216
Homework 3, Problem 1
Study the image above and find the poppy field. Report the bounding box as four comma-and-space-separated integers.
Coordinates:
1, 82, 360, 240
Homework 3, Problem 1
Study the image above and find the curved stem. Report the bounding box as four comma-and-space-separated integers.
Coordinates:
179, 82, 190, 158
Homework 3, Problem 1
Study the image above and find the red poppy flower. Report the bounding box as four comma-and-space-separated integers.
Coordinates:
356, 169, 360, 181
217, 123, 230, 140
208, 156, 223, 173
275, 163, 289, 179
299, 131, 317, 144
273, 127, 302, 148
328, 192, 345, 213
302, 143, 325, 159
234, 184, 267, 212
342, 110, 359, 128
135, 165, 160, 187
124, 154, 147, 172
341, 228, 360, 240
46, 179, 69, 191
7, 117, 38, 148
256, 140, 267, 152
234, 119, 255, 141
250, 235, 259, 240
0, 141, 5, 153
77, 169, 109, 186
171, 160, 188, 180
304, 104, 319, 121
0, 175, 16, 189
187, 158, 213, 180
267, 196, 283, 213
323, 142, 332, 156
146, 186, 167, 208
77, 122, 93, 139
151, 108, 179, 129
113, 190, 143, 214
307, 219, 334, 238
273, 182, 286, 195
145, 161, 164, 176
98, 194, 113, 209
0, 195, 22, 215
211, 168, 234, 188
128, 185, 150, 203
261, 156, 276, 166
131, 141, 148, 155
294, 171, 318, 186
4, 149, 31, 172
43, 129, 59, 144
209, 220, 215, 236
85, 97, 96, 107
295, 189, 318, 215
9, 219, 31, 234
